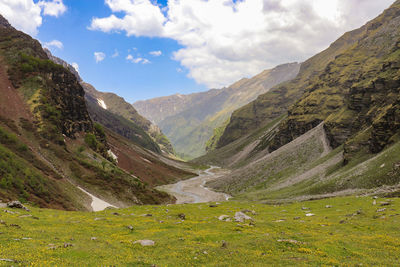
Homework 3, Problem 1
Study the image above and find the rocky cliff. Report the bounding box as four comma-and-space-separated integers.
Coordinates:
268, 1, 400, 162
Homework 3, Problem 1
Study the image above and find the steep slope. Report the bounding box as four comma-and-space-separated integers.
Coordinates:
216, 21, 369, 148
0, 15, 193, 210
43, 49, 174, 155
203, 1, 400, 202
134, 63, 300, 158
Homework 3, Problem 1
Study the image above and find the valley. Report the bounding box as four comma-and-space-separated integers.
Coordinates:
0, 0, 400, 265
156, 167, 231, 204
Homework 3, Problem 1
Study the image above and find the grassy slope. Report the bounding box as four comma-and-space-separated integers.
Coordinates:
0, 196, 399, 266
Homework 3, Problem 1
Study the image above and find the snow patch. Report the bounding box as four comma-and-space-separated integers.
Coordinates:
97, 99, 107, 110
78, 187, 117, 212
108, 150, 118, 163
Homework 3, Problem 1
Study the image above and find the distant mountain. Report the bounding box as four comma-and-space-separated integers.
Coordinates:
196, 0, 400, 202
134, 63, 300, 158
0, 14, 193, 210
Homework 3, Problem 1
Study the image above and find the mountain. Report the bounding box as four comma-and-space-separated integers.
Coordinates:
43, 49, 175, 156
134, 62, 300, 158
195, 0, 400, 202
0, 14, 194, 210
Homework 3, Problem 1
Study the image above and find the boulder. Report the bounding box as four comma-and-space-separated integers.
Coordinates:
7, 201, 30, 212
133, 240, 155, 246
234, 212, 252, 223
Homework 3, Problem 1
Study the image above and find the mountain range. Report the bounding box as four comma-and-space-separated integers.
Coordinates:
134, 62, 300, 158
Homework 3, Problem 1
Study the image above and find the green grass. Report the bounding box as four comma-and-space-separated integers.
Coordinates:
0, 196, 399, 266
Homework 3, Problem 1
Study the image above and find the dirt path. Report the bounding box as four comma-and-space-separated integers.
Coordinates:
157, 167, 231, 204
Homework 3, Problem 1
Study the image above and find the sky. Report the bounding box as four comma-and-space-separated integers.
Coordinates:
0, 0, 396, 102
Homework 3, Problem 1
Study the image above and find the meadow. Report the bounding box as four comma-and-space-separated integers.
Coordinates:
0, 196, 399, 266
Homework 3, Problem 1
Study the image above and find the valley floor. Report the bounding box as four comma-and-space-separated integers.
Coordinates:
0, 196, 399, 266
156, 167, 231, 204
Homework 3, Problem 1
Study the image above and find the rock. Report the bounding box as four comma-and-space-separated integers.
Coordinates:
63, 243, 73, 248
373, 200, 377, 205
91, 237, 97, 241
19, 214, 32, 218
0, 203, 6, 208
274, 219, 286, 222
203, 251, 208, 254
112, 212, 120, 216
218, 215, 230, 221
9, 224, 21, 228
234, 212, 252, 222
301, 207, 310, 210
178, 213, 186, 220
277, 239, 304, 245
209, 205, 218, 208
305, 213, 315, 217
221, 241, 228, 248
126, 225, 134, 230
377, 208, 386, 212
4, 210, 15, 214
141, 214, 152, 217
380, 202, 391, 206
94, 217, 104, 221
133, 240, 155, 246
293, 217, 301, 220
373, 196, 378, 199
325, 205, 332, 208
242, 209, 257, 215
7, 201, 30, 211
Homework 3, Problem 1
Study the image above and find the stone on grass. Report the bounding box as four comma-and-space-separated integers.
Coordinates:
133, 240, 155, 246
305, 213, 315, 217
7, 201, 30, 212
218, 215, 230, 221
234, 212, 252, 223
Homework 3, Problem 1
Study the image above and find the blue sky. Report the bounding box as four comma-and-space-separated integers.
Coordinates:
0, 0, 395, 102
36, 0, 206, 102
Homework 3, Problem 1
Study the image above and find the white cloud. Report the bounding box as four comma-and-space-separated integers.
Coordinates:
149, 50, 162, 57
126, 54, 150, 64
71, 62, 79, 73
0, 0, 66, 35
44, 39, 63, 50
91, 0, 395, 88
94, 52, 106, 63
38, 0, 66, 17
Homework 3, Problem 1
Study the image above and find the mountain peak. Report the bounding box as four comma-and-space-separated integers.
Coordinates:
0, 14, 12, 29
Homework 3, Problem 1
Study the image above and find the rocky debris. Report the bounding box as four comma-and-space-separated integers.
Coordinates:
377, 208, 387, 212
3, 209, 16, 214
218, 215, 230, 221
7, 201, 30, 212
274, 219, 286, 222
19, 214, 32, 218
325, 205, 333, 208
178, 213, 186, 220
234, 212, 252, 223
126, 225, 134, 230
305, 213, 315, 217
380, 202, 391, 206
133, 240, 155, 246
94, 217, 104, 221
301, 207, 310, 210
277, 239, 304, 245
91, 237, 97, 241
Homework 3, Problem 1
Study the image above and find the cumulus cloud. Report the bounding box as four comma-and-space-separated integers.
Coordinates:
126, 54, 150, 64
90, 0, 395, 88
94, 52, 106, 63
44, 39, 63, 50
149, 50, 162, 57
71, 62, 79, 73
0, 0, 66, 35
38, 0, 67, 17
